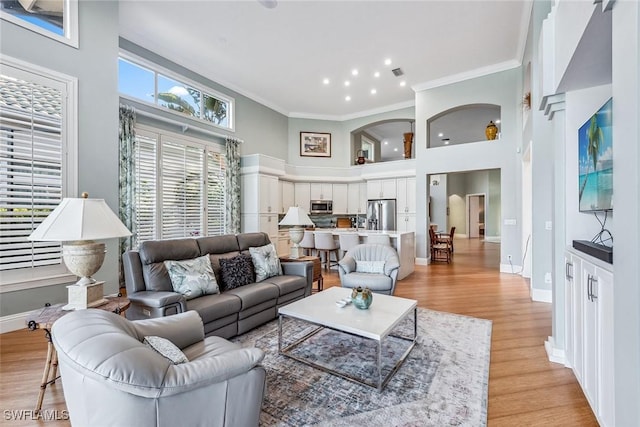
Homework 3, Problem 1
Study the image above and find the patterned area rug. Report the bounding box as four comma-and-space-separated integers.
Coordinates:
232, 307, 492, 427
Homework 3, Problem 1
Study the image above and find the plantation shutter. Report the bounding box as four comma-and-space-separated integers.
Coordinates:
160, 139, 204, 239
0, 72, 64, 271
206, 150, 226, 236
133, 131, 157, 247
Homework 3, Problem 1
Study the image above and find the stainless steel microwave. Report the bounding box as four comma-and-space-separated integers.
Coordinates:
310, 200, 332, 214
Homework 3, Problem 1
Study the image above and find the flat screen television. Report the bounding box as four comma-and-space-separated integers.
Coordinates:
578, 97, 613, 212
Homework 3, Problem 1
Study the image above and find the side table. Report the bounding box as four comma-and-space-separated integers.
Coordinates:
26, 294, 130, 413
280, 255, 323, 292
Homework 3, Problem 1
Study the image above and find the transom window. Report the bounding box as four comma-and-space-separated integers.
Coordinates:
119, 55, 234, 131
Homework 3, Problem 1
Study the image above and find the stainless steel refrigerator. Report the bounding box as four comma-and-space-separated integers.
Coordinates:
367, 199, 397, 231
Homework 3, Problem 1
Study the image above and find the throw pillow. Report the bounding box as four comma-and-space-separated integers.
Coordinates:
164, 255, 219, 300
249, 243, 282, 282
355, 260, 386, 274
144, 336, 189, 364
219, 254, 255, 291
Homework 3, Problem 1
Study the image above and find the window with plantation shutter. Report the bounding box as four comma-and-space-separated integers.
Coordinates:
131, 124, 225, 246
0, 59, 77, 289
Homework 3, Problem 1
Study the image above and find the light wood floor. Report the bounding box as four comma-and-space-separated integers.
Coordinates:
0, 238, 597, 426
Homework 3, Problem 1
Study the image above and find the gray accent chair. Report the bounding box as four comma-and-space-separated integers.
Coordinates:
337, 243, 401, 295
123, 232, 313, 338
52, 309, 266, 427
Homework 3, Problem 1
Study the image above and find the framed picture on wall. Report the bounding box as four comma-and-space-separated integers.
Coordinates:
300, 132, 331, 157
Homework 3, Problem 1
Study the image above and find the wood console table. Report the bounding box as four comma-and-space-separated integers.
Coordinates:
280, 255, 323, 292
26, 295, 130, 413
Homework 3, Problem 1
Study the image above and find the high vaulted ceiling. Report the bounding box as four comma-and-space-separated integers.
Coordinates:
119, 1, 531, 121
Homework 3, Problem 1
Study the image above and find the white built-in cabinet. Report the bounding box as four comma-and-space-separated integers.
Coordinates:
396, 177, 416, 213
367, 179, 397, 199
294, 183, 311, 212
309, 183, 333, 200
241, 173, 279, 242
332, 184, 348, 214
564, 248, 614, 427
280, 181, 294, 214
397, 213, 416, 232
347, 182, 367, 214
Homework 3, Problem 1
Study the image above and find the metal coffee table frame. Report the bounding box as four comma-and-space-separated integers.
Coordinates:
278, 307, 417, 391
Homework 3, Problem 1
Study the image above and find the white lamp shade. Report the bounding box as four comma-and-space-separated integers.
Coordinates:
28, 197, 131, 242
278, 207, 315, 226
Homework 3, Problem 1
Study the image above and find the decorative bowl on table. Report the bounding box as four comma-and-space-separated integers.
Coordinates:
351, 286, 373, 310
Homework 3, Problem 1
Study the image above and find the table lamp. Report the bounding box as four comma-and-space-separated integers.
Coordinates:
28, 193, 132, 310
278, 207, 314, 259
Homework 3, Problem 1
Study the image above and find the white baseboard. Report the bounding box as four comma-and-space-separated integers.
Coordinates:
532, 288, 553, 303
544, 336, 566, 365
0, 311, 30, 334
483, 236, 501, 243
415, 257, 429, 265
500, 263, 522, 274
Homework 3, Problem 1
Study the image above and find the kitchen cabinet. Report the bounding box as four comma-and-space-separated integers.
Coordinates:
332, 184, 348, 214
565, 248, 614, 427
367, 179, 396, 200
294, 183, 311, 212
309, 183, 333, 200
397, 213, 416, 232
280, 181, 294, 214
396, 177, 416, 213
277, 230, 291, 257
241, 173, 279, 214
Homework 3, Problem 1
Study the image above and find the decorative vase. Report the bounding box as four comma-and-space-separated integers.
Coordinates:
485, 121, 498, 140
356, 149, 366, 165
403, 132, 413, 159
351, 286, 373, 309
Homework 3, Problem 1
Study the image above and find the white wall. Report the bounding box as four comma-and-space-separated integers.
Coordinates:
447, 173, 467, 235
414, 68, 522, 262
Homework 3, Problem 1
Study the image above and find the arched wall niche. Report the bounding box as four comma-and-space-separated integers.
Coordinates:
427, 103, 502, 148
351, 118, 414, 164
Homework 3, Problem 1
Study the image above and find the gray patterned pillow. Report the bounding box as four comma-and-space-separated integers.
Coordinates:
249, 243, 282, 282
144, 335, 189, 364
164, 255, 219, 300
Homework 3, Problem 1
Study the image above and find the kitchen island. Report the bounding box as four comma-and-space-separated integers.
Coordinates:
312, 229, 415, 280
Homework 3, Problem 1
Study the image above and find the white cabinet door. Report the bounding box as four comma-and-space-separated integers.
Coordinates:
347, 183, 360, 214
397, 214, 416, 232
280, 181, 294, 214
359, 182, 367, 214
405, 177, 416, 212
294, 183, 311, 212
310, 183, 332, 200
582, 260, 598, 411
332, 184, 348, 214
259, 214, 278, 239
257, 175, 278, 213
565, 253, 583, 382
596, 267, 615, 427
368, 179, 397, 199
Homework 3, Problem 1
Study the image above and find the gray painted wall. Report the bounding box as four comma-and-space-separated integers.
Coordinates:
414, 68, 522, 263
488, 169, 501, 237
428, 174, 447, 232
0, 1, 120, 314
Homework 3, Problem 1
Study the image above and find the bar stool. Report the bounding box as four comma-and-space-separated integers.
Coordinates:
314, 232, 340, 270
299, 230, 315, 256
367, 234, 391, 246
338, 233, 360, 259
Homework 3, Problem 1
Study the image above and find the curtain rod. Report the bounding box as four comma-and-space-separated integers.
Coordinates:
134, 108, 244, 143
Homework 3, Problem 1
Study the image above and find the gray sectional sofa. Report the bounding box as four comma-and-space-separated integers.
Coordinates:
122, 232, 313, 338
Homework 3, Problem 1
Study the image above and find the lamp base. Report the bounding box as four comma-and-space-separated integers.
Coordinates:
289, 245, 304, 259
63, 281, 108, 310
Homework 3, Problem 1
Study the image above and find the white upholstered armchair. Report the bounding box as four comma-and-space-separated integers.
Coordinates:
337, 243, 401, 295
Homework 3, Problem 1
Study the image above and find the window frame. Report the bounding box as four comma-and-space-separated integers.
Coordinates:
119, 51, 235, 132
132, 124, 226, 247
0, 55, 78, 293
0, 0, 79, 48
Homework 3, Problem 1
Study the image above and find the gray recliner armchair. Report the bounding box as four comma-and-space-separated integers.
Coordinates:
52, 310, 266, 427
338, 243, 401, 295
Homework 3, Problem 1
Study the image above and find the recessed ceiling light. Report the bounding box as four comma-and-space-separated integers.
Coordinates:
374, 71, 380, 78
344, 81, 350, 87
444, 141, 450, 145
383, 140, 388, 145
495, 119, 501, 124
345, 95, 351, 101
400, 81, 406, 87
352, 69, 359, 76
438, 132, 444, 137
394, 147, 398, 152
370, 89, 377, 94
384, 58, 392, 66
322, 78, 330, 85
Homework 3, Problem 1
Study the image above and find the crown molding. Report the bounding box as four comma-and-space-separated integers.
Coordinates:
412, 59, 522, 93
288, 100, 415, 122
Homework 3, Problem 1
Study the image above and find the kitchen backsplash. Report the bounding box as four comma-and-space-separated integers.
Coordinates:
278, 214, 366, 229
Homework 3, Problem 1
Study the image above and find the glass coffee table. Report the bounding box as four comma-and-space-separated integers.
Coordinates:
277, 287, 417, 390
